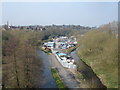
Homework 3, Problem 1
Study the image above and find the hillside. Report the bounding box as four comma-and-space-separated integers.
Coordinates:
77, 22, 118, 88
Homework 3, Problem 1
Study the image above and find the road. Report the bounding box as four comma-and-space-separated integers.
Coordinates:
49, 53, 80, 88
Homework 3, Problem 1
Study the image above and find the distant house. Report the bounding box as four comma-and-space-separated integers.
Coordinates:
44, 42, 55, 49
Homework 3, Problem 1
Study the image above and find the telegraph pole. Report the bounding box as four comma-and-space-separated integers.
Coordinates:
7, 21, 9, 28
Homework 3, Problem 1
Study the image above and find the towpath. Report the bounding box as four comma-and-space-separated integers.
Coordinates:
49, 53, 80, 88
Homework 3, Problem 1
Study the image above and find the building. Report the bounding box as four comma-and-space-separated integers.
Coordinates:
43, 42, 55, 49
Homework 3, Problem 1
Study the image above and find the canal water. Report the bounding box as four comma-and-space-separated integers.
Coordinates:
70, 50, 106, 88
37, 50, 58, 88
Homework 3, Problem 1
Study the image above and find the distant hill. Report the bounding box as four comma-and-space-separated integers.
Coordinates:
2, 24, 93, 31
44, 24, 93, 31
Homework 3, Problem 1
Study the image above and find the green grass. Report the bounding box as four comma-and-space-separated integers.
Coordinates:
51, 68, 67, 89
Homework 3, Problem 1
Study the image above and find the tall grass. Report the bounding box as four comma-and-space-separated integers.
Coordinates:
77, 30, 118, 88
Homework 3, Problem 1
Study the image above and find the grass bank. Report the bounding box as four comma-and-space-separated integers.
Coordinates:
77, 30, 118, 88
51, 68, 67, 89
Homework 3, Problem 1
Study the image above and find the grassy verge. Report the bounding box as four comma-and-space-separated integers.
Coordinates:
51, 68, 67, 89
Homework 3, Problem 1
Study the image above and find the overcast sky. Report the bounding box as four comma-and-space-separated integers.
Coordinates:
2, 2, 118, 27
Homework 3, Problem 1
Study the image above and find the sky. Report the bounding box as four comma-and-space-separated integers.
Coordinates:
2, 2, 118, 27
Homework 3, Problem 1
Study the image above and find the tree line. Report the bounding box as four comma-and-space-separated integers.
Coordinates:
2, 30, 43, 88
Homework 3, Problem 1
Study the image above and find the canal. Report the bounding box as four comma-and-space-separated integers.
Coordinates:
37, 50, 58, 88
71, 50, 106, 88
37, 49, 106, 88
